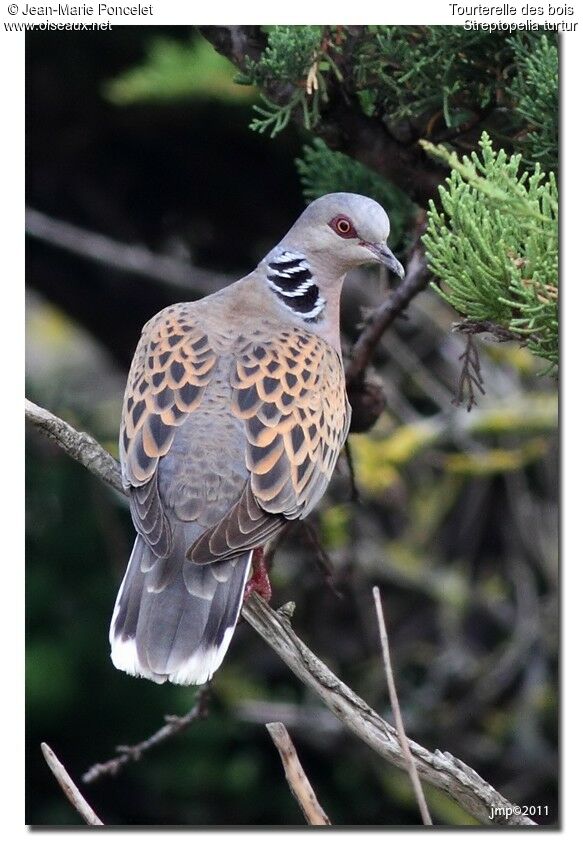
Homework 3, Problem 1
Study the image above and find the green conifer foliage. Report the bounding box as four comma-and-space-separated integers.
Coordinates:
422, 133, 558, 367
243, 26, 325, 86
236, 26, 559, 368
509, 35, 559, 173
239, 26, 558, 167
352, 26, 514, 129
240, 26, 343, 137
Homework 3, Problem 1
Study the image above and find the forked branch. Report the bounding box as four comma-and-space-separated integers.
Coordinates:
82, 686, 210, 784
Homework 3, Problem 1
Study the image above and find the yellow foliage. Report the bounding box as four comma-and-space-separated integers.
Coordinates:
384, 541, 425, 574
469, 395, 557, 435
27, 302, 75, 350
481, 342, 538, 374
374, 421, 439, 463
320, 504, 350, 549
350, 422, 436, 493
349, 394, 555, 495
444, 438, 548, 475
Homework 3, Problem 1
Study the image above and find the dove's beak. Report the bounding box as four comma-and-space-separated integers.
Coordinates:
365, 242, 405, 279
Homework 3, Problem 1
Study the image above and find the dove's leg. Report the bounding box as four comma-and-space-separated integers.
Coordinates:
244, 547, 272, 603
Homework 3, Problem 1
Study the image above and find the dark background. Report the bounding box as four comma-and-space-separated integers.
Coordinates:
25, 27, 558, 826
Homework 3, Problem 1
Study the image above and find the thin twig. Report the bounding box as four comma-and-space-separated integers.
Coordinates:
26, 398, 536, 826
26, 207, 228, 297
454, 333, 487, 412
343, 439, 361, 502
451, 320, 527, 411
372, 586, 432, 826
83, 687, 209, 784
41, 743, 104, 826
453, 319, 527, 343
301, 519, 344, 598
266, 722, 331, 825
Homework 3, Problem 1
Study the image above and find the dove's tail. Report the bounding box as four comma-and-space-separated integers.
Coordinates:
109, 531, 251, 686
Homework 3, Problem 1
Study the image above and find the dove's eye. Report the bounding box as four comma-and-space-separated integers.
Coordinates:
329, 216, 357, 239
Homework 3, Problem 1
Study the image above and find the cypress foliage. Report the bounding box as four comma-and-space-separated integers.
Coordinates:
239, 26, 342, 137
236, 25, 559, 368
509, 34, 559, 173
422, 133, 558, 367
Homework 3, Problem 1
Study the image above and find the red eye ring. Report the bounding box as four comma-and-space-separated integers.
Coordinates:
329, 215, 357, 239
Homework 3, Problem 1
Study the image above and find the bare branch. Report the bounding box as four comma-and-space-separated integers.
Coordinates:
41, 743, 104, 826
82, 687, 210, 784
372, 586, 432, 825
26, 398, 536, 826
198, 25, 267, 67
453, 319, 528, 344
26, 207, 228, 298
345, 244, 429, 390
343, 439, 361, 501
266, 722, 331, 825
451, 320, 527, 412
454, 333, 487, 412
300, 520, 344, 598
25, 398, 124, 495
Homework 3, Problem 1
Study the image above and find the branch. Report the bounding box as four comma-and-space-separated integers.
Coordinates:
243, 596, 536, 826
237, 699, 341, 737
26, 398, 536, 826
26, 207, 229, 298
316, 98, 443, 208
25, 398, 124, 496
450, 321, 532, 412
82, 686, 210, 784
200, 26, 444, 207
345, 243, 429, 390
266, 722, 331, 825
453, 332, 487, 412
198, 25, 267, 67
41, 743, 104, 826
372, 587, 432, 825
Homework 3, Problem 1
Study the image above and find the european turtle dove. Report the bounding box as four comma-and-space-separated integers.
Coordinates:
110, 193, 404, 686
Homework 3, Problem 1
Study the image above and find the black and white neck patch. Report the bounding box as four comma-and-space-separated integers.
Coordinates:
266, 251, 325, 322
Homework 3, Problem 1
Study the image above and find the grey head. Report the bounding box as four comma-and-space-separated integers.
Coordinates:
278, 192, 405, 279
260, 193, 405, 333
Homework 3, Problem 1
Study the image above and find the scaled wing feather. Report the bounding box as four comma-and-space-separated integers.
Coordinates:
188, 328, 350, 563
120, 304, 218, 555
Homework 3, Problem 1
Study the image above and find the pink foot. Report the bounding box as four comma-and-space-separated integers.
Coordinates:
244, 548, 272, 603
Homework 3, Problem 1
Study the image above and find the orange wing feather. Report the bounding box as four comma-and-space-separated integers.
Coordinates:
187, 327, 350, 563
120, 304, 217, 555
121, 304, 217, 486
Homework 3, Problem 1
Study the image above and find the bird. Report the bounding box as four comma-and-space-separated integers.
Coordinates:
109, 192, 405, 686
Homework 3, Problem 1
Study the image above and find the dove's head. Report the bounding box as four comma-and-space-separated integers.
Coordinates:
261, 192, 405, 346
284, 192, 405, 279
